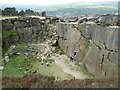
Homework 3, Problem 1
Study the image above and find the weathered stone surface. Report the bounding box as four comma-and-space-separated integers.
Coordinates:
105, 28, 118, 52
2, 17, 118, 79
102, 59, 118, 78
84, 43, 104, 78
57, 22, 118, 78
2, 17, 56, 44
109, 52, 118, 65
2, 19, 14, 30
78, 24, 118, 52
57, 23, 66, 38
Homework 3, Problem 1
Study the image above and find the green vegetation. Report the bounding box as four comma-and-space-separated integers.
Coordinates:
2, 42, 73, 80
2, 43, 30, 77
3, 53, 73, 80
2, 43, 10, 56
2, 30, 17, 55
2, 30, 11, 40
2, 30, 10, 55
3, 55, 27, 77
113, 21, 120, 26
2, 30, 18, 40
54, 47, 65, 55
2, 29, 27, 55
75, 61, 94, 78
118, 65, 120, 67
46, 2, 118, 16
2, 7, 41, 16
31, 60, 73, 81
2, 7, 18, 16
41, 11, 46, 17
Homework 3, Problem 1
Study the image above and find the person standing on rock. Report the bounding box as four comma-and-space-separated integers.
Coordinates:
70, 56, 74, 62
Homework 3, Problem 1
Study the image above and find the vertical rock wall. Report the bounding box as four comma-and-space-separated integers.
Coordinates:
57, 22, 119, 78
2, 17, 119, 79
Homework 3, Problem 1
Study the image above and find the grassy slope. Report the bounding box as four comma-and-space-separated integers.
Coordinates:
3, 56, 27, 77
3, 54, 73, 80
31, 60, 73, 81
2, 43, 28, 77
2, 43, 73, 80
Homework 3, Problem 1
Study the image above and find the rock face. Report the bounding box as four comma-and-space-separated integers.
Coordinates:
57, 22, 119, 78
2, 17, 57, 45
2, 17, 119, 79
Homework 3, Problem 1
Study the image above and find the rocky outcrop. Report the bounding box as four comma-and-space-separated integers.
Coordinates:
2, 17, 57, 45
2, 17, 119, 79
57, 22, 119, 78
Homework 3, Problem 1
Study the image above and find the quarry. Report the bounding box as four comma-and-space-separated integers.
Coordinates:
1, 15, 119, 88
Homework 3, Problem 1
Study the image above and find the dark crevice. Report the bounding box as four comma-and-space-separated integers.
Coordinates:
92, 41, 102, 50
107, 52, 111, 60
104, 42, 117, 53
100, 54, 104, 70
78, 28, 117, 54
105, 72, 107, 76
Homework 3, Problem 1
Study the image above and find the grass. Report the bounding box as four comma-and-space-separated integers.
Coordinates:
2, 53, 38, 77
54, 47, 65, 55
65, 59, 94, 78
2, 43, 10, 56
2, 55, 27, 77
2, 43, 73, 80
31, 60, 74, 81
75, 61, 94, 78
2, 30, 11, 55
2, 30, 18, 55
2, 41, 73, 80
3, 54, 73, 80
2, 30, 11, 40
2, 43, 31, 77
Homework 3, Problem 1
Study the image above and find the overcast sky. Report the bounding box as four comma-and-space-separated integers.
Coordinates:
0, 0, 119, 5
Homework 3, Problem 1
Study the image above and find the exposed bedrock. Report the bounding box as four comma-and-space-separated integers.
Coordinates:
2, 17, 119, 79
2, 17, 57, 45
57, 23, 119, 78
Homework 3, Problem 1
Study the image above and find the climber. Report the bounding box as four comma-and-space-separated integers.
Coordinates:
70, 56, 74, 62
73, 49, 78, 56
74, 51, 77, 56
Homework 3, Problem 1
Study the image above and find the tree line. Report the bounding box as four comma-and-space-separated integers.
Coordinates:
1, 7, 46, 16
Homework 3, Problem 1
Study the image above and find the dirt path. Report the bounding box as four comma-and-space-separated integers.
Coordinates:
50, 54, 87, 79
29, 39, 87, 79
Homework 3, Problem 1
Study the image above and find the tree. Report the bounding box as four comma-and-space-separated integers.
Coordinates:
19, 10, 25, 16
3, 7, 18, 16
2, 7, 41, 16
25, 9, 34, 15
41, 11, 46, 17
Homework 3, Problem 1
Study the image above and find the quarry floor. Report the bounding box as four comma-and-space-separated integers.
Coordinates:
50, 54, 87, 79
2, 39, 89, 81
31, 39, 89, 80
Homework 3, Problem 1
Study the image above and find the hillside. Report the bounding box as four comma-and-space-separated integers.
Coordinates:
0, 1, 118, 16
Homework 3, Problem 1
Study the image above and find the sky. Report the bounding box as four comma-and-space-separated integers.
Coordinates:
0, 0, 119, 5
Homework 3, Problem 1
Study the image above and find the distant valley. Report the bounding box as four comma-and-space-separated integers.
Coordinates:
0, 1, 118, 16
